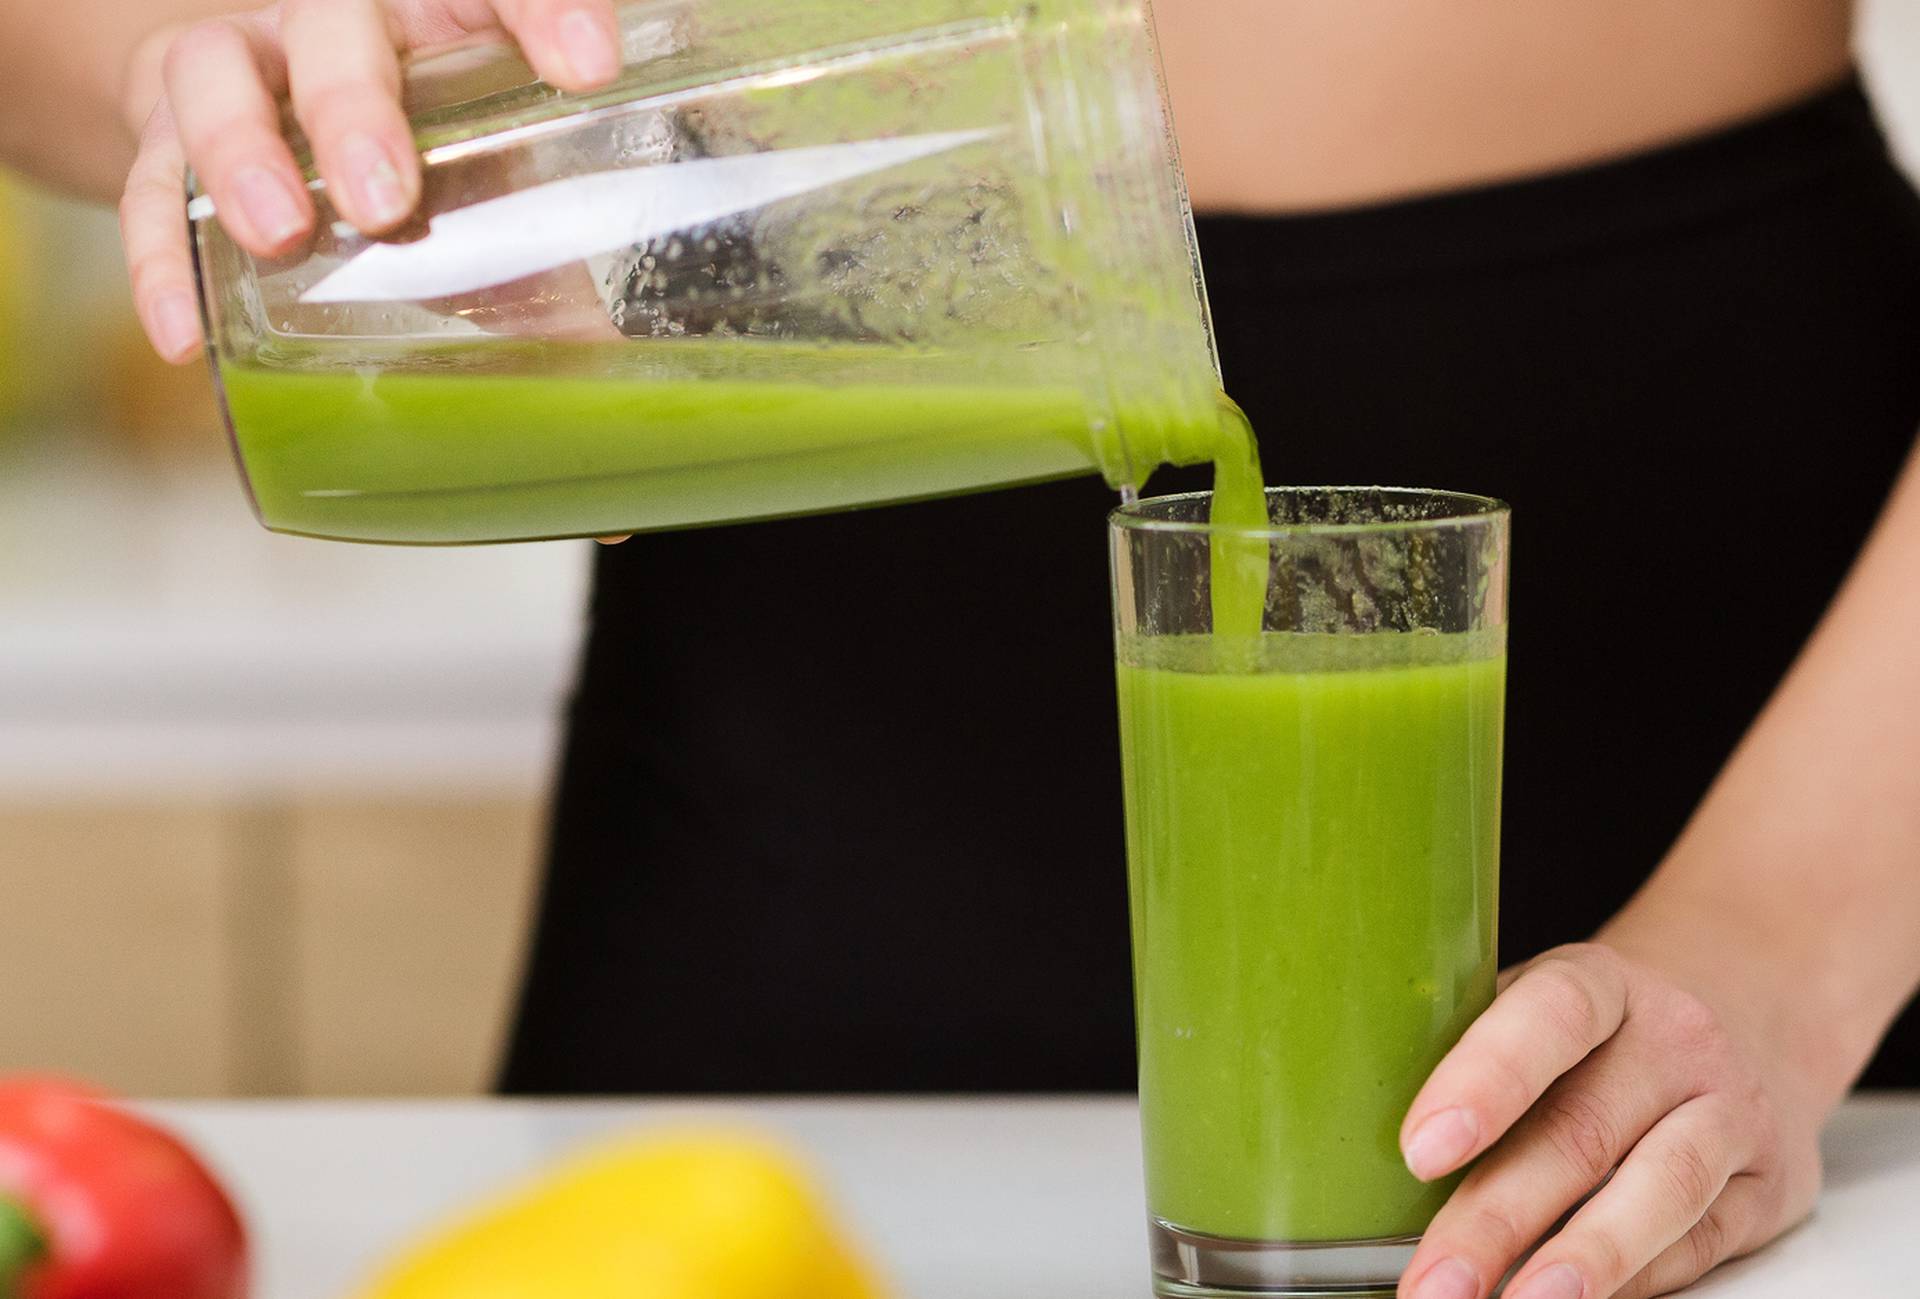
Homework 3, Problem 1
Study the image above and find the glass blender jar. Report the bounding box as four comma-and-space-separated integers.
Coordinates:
192, 0, 1226, 543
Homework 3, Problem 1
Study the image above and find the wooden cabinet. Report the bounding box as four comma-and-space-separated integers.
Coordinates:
0, 799, 545, 1097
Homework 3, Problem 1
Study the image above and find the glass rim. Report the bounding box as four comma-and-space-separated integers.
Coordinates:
1109, 485, 1509, 539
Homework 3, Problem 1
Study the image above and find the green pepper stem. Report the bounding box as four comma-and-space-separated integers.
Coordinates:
0, 1198, 45, 1298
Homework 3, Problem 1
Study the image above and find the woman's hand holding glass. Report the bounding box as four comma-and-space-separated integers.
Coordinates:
1399, 941, 1827, 1299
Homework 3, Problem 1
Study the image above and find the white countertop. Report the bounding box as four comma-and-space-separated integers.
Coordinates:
150, 1095, 1917, 1299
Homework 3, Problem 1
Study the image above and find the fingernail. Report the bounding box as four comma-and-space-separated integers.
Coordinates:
148, 289, 202, 361
1409, 1256, 1478, 1299
557, 9, 620, 83
1404, 1107, 1479, 1180
1509, 1263, 1585, 1299
232, 166, 307, 245
342, 133, 411, 228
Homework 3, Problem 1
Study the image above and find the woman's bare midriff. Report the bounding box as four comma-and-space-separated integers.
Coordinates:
1157, 0, 1856, 213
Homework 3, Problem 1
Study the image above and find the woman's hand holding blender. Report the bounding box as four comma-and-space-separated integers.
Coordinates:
118, 0, 623, 363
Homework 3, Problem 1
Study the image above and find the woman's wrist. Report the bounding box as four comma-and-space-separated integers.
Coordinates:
1596, 876, 1861, 1117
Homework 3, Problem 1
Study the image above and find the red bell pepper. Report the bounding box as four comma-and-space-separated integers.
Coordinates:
0, 1077, 247, 1299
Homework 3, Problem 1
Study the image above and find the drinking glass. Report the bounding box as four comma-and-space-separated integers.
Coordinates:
1110, 487, 1510, 1296
191, 0, 1223, 543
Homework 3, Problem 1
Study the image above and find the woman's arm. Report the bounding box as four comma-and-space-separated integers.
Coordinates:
1398, 441, 1920, 1299
1603, 438, 1920, 1106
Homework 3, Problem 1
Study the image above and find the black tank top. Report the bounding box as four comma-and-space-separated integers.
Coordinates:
503, 77, 1920, 1093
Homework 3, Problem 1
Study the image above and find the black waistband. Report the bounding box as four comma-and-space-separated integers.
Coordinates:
1196, 75, 1899, 286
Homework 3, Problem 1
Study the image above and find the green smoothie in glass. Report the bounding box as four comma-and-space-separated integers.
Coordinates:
1110, 487, 1509, 1294
1118, 629, 1503, 1242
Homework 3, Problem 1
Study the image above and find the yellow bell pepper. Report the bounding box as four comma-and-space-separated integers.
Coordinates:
345, 1130, 889, 1299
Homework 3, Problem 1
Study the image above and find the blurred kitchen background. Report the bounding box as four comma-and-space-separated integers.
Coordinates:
6, 13, 1920, 1098
0, 169, 589, 1093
